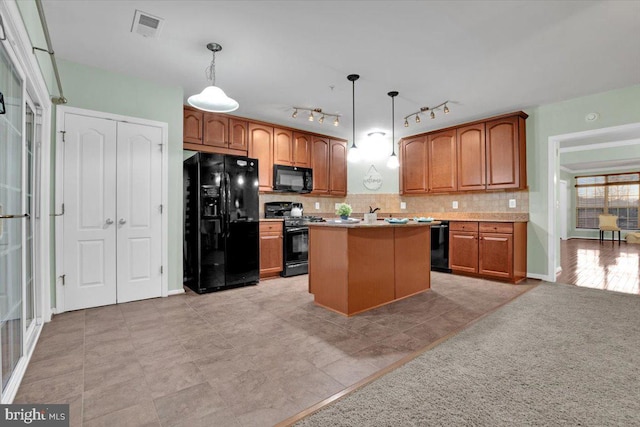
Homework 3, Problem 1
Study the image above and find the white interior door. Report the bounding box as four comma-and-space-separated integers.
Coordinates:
116, 122, 162, 303
63, 114, 117, 311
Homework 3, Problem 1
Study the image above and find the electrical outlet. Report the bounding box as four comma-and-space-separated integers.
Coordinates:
452, 201, 459, 209
315, 202, 320, 210
509, 199, 516, 208
400, 202, 407, 210
335, 203, 340, 210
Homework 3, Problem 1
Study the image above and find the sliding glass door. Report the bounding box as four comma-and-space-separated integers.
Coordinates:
0, 40, 25, 393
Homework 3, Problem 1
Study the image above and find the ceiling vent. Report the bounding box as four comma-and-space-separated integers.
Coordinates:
131, 10, 164, 38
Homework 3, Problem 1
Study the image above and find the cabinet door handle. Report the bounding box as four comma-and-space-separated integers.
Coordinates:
119, 218, 127, 225
105, 218, 114, 225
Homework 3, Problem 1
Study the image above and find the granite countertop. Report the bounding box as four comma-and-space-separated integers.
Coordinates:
309, 220, 441, 228
316, 213, 529, 223
260, 218, 284, 222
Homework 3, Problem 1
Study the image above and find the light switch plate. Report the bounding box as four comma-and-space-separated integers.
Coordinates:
400, 202, 407, 210
509, 199, 516, 208
335, 203, 340, 210
315, 202, 320, 210
452, 201, 459, 209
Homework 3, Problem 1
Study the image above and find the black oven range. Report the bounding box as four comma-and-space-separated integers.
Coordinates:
264, 202, 324, 277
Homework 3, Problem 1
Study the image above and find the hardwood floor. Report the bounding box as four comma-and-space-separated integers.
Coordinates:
556, 238, 640, 295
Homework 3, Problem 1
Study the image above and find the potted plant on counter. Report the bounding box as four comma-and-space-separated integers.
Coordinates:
336, 203, 353, 220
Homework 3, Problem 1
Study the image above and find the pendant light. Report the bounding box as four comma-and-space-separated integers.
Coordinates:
347, 74, 360, 163
387, 91, 400, 169
188, 43, 239, 113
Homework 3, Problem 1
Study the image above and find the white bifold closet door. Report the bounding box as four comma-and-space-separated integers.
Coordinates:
63, 114, 162, 311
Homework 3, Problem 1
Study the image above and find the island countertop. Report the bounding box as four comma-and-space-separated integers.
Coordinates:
308, 220, 440, 228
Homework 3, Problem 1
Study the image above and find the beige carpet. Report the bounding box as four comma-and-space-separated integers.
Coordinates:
296, 283, 640, 426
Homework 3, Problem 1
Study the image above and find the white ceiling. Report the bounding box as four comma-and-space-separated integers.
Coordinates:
42, 0, 640, 141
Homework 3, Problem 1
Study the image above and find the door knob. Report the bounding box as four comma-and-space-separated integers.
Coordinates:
119, 218, 127, 225
105, 218, 114, 225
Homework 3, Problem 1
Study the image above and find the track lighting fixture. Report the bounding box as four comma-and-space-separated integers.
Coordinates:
290, 107, 340, 126
403, 101, 450, 127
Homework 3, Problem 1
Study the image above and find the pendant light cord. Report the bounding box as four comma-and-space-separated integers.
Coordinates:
391, 95, 395, 156
206, 50, 216, 86
347, 74, 360, 149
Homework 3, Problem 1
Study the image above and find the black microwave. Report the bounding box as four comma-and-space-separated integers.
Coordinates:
273, 164, 313, 193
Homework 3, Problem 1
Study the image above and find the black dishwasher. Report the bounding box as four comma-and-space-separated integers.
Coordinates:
431, 221, 451, 273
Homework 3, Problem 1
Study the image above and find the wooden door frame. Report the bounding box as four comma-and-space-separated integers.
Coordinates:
55, 106, 169, 314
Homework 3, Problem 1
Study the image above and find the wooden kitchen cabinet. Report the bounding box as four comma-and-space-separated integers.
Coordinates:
450, 221, 527, 283
428, 130, 457, 192
273, 127, 294, 165
274, 129, 312, 168
229, 118, 248, 151
449, 222, 479, 273
329, 139, 347, 196
311, 136, 330, 194
183, 106, 203, 144
400, 136, 427, 194
248, 123, 274, 192
457, 123, 486, 191
203, 114, 228, 148
292, 132, 311, 168
399, 111, 527, 194
259, 221, 283, 279
485, 114, 527, 190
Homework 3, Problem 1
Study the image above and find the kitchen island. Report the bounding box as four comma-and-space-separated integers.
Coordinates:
308, 220, 436, 316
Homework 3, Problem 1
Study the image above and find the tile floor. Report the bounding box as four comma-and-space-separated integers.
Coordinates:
14, 273, 536, 427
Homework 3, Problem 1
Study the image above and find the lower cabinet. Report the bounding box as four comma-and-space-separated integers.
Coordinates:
449, 221, 527, 283
259, 221, 283, 278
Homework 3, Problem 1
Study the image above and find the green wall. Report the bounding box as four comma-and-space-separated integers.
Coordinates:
56, 58, 184, 292
525, 84, 640, 278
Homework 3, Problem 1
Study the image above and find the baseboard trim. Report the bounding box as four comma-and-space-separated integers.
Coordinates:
168, 288, 185, 296
527, 272, 553, 281
556, 266, 562, 275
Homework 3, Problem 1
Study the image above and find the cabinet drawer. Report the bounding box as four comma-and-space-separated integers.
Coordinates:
260, 222, 283, 233
479, 222, 513, 234
450, 221, 479, 232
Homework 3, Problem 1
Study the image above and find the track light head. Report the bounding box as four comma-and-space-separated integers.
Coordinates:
430, 111, 435, 119
404, 119, 409, 127
318, 115, 325, 124
334, 117, 339, 126
308, 111, 314, 121
444, 104, 450, 114
415, 114, 421, 124
292, 109, 298, 118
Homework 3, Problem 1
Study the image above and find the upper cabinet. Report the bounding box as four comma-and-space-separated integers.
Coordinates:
486, 115, 526, 190
311, 136, 330, 195
457, 123, 486, 191
329, 140, 347, 196
399, 136, 427, 194
183, 106, 203, 144
292, 132, 312, 168
183, 108, 247, 155
274, 129, 312, 168
183, 106, 347, 195
400, 111, 527, 195
248, 123, 274, 192
428, 130, 457, 192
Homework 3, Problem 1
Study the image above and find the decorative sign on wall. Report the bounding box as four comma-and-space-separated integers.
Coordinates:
363, 165, 383, 190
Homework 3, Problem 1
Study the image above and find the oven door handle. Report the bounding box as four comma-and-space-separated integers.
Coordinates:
286, 227, 308, 233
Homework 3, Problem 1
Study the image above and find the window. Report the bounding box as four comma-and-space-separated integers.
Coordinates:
576, 173, 639, 230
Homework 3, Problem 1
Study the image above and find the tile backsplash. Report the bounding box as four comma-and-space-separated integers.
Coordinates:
260, 190, 529, 217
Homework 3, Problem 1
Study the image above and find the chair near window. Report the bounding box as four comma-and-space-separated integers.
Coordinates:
598, 214, 621, 244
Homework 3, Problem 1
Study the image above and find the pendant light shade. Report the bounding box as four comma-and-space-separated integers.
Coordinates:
387, 91, 399, 169
347, 74, 360, 163
188, 43, 239, 113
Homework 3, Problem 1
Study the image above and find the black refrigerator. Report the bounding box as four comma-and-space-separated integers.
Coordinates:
183, 153, 260, 293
